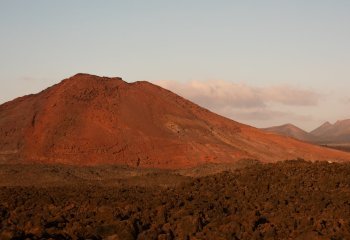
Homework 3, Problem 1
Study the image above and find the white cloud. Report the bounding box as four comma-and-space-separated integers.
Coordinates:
154, 80, 319, 124
156, 80, 320, 109
220, 108, 288, 121
260, 86, 320, 106
213, 106, 314, 123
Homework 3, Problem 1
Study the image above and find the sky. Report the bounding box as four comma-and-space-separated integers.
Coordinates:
0, 1, 349, 131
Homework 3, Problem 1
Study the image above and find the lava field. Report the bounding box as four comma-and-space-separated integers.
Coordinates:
1, 160, 350, 239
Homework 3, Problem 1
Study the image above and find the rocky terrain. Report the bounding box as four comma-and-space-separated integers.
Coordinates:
1, 160, 350, 239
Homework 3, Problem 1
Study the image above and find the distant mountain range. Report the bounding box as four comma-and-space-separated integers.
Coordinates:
263, 120, 350, 144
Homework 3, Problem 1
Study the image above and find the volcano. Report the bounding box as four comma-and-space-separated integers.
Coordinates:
1, 73, 350, 168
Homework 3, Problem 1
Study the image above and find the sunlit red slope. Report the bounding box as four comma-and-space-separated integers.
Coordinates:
1, 73, 350, 168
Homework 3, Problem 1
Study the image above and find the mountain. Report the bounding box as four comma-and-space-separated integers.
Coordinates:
262, 120, 350, 145
262, 124, 314, 142
1, 73, 350, 168
310, 122, 333, 138
311, 120, 350, 143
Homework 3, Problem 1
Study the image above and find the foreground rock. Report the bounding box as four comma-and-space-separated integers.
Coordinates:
1, 160, 350, 239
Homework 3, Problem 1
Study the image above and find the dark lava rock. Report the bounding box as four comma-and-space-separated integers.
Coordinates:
1, 160, 350, 239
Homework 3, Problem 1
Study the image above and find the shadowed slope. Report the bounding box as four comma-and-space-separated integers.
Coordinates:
1, 73, 350, 168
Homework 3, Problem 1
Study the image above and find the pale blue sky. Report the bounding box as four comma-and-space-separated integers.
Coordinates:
1, 1, 349, 130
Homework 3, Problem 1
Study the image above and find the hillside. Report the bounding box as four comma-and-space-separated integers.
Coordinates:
1, 73, 350, 168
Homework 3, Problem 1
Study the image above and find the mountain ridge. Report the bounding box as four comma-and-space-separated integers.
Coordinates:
264, 120, 350, 144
